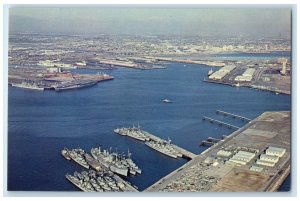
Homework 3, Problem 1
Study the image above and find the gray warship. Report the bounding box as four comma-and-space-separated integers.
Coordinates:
114, 125, 150, 141
145, 138, 183, 159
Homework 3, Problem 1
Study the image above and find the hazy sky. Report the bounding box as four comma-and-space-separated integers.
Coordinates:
9, 7, 291, 37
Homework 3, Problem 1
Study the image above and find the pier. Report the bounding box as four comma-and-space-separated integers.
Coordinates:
144, 111, 291, 192
202, 116, 240, 129
216, 110, 252, 122
171, 144, 197, 159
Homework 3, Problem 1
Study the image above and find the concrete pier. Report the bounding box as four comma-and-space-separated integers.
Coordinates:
216, 110, 252, 122
202, 116, 240, 129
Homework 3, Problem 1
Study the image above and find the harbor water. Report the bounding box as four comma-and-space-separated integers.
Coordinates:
8, 61, 291, 191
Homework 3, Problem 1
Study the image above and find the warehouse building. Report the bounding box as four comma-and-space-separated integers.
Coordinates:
250, 165, 264, 172
227, 150, 255, 165
209, 65, 236, 80
256, 159, 276, 167
234, 68, 256, 82
266, 147, 286, 157
260, 154, 279, 163
217, 150, 232, 157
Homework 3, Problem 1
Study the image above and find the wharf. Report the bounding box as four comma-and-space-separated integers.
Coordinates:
202, 116, 240, 129
216, 110, 252, 122
144, 111, 291, 192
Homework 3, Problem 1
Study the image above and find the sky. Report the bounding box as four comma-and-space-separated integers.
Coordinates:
9, 7, 292, 37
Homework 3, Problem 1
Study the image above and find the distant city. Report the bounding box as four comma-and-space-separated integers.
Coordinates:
9, 33, 291, 94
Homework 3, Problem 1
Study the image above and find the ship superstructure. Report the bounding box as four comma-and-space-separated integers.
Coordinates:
114, 125, 150, 141
65, 170, 128, 192
145, 139, 183, 159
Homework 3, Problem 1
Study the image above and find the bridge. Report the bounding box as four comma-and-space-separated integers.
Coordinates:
216, 110, 252, 122
202, 116, 240, 130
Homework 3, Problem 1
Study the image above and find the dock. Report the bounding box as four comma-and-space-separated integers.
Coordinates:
202, 116, 240, 129
145, 111, 291, 192
171, 144, 197, 159
216, 110, 252, 122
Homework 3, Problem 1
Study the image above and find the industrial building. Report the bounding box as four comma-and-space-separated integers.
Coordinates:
234, 68, 256, 82
209, 65, 236, 80
256, 159, 276, 167
250, 165, 264, 172
227, 150, 256, 166
255, 146, 286, 167
217, 150, 232, 157
266, 147, 286, 157
260, 154, 279, 163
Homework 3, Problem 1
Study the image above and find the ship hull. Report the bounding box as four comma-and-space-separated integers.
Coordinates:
55, 81, 97, 91
65, 175, 88, 192
145, 143, 178, 158
12, 83, 44, 91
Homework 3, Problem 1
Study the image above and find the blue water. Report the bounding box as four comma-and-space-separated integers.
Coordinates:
7, 62, 291, 191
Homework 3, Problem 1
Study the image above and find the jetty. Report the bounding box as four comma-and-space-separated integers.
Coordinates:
216, 110, 252, 122
202, 116, 240, 129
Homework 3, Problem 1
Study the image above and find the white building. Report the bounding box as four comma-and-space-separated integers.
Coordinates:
217, 150, 232, 157
234, 68, 256, 82
209, 71, 228, 80
250, 165, 264, 172
260, 154, 279, 163
266, 147, 286, 157
209, 65, 236, 80
227, 150, 255, 165
256, 159, 275, 167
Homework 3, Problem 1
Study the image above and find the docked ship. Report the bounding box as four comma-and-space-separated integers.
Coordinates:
124, 150, 142, 175
67, 148, 90, 169
61, 148, 71, 160
54, 80, 97, 91
91, 147, 129, 176
66, 170, 127, 192
11, 81, 44, 91
114, 125, 150, 141
84, 153, 102, 171
208, 69, 214, 76
145, 139, 183, 159
91, 147, 142, 176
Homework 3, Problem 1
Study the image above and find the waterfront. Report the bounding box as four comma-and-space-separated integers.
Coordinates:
8, 61, 291, 191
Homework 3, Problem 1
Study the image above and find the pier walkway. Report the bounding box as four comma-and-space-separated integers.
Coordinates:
216, 110, 252, 122
202, 116, 240, 129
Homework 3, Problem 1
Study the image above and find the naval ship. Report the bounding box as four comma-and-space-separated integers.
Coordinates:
145, 139, 183, 159
63, 148, 90, 169
91, 147, 142, 176
91, 147, 129, 176
54, 80, 97, 91
66, 170, 127, 192
124, 150, 142, 175
12, 81, 44, 91
114, 125, 150, 141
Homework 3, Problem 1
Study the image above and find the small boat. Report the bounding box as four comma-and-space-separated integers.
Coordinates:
162, 99, 172, 103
